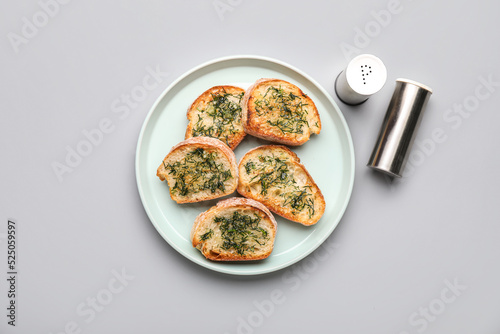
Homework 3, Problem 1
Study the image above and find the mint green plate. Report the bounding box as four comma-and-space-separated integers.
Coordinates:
135, 55, 355, 275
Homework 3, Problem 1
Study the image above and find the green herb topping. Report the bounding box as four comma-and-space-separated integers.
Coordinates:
253, 86, 310, 134
246, 155, 293, 195
210, 211, 268, 255
164, 148, 232, 196
244, 154, 315, 218
200, 229, 213, 241
191, 90, 244, 146
282, 188, 315, 219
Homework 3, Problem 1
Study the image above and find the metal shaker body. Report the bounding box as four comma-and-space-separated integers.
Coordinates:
367, 79, 433, 178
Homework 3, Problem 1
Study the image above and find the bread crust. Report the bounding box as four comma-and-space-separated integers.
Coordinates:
242, 79, 321, 146
237, 145, 325, 226
185, 85, 246, 150
156, 137, 237, 203
191, 197, 277, 261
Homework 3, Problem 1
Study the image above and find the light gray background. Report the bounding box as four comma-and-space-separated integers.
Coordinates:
1, 0, 499, 333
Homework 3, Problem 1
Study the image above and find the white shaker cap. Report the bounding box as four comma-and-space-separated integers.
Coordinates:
335, 54, 387, 105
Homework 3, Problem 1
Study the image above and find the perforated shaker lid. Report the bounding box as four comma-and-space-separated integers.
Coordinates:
346, 54, 387, 96
335, 54, 387, 105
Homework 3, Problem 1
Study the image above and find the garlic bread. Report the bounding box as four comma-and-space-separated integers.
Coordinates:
191, 197, 277, 261
242, 79, 321, 146
237, 145, 325, 225
185, 85, 246, 150
156, 137, 237, 203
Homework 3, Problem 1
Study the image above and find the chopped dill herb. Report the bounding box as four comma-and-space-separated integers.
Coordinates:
254, 86, 310, 134
200, 229, 213, 241
244, 161, 256, 174
214, 211, 268, 255
191, 90, 244, 146
244, 153, 316, 218
282, 188, 315, 218
165, 148, 232, 197
247, 155, 293, 195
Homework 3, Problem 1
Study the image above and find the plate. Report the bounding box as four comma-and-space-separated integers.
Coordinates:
135, 55, 355, 275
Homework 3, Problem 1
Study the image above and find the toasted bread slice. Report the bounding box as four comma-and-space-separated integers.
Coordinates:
237, 145, 325, 226
242, 79, 321, 146
185, 85, 246, 150
191, 197, 277, 261
156, 137, 237, 204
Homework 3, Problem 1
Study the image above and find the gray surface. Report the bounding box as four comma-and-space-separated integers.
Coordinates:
1, 0, 499, 333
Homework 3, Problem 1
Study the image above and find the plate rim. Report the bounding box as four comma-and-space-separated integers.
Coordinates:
135, 54, 355, 275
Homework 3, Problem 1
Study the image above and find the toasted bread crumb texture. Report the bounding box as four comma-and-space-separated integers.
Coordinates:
191, 198, 277, 261
185, 86, 246, 150
244, 79, 321, 145
238, 145, 325, 225
156, 137, 237, 203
